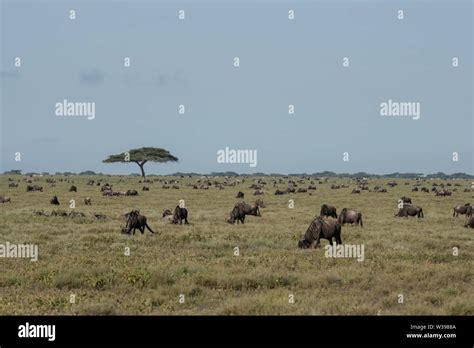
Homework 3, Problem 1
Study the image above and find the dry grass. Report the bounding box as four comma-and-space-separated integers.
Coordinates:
0, 175, 473, 315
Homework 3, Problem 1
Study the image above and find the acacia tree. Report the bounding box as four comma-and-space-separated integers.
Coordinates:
103, 147, 178, 178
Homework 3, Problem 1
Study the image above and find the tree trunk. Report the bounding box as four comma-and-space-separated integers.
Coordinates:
135, 161, 147, 178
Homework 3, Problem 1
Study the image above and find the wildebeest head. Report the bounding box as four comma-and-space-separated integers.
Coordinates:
121, 210, 140, 234
162, 209, 172, 218
226, 211, 236, 224
297, 239, 311, 249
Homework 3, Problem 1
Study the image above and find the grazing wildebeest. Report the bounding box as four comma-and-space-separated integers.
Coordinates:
8, 183, 18, 188
172, 205, 189, 225
274, 189, 286, 195
26, 185, 43, 192
298, 217, 342, 248
94, 213, 107, 220
101, 184, 112, 192
126, 189, 138, 196
84, 197, 91, 205
400, 196, 412, 204
287, 187, 296, 193
50, 196, 60, 205
308, 185, 317, 190
142, 186, 150, 191
395, 204, 424, 218
227, 200, 264, 224
465, 215, 474, 228
435, 189, 452, 196
421, 187, 429, 193
297, 188, 307, 193
412, 187, 419, 192
236, 191, 244, 198
121, 210, 155, 235
0, 196, 11, 203
351, 189, 361, 194
453, 204, 472, 217
162, 209, 173, 221
338, 208, 363, 227
69, 185, 77, 192
320, 204, 337, 219
254, 190, 263, 195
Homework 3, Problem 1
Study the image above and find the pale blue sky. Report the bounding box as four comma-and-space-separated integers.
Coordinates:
1, 0, 472, 175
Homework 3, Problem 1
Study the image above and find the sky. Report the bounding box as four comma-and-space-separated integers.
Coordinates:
1, 0, 472, 175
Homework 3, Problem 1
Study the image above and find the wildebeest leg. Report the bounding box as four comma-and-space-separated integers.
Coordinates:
185, 218, 189, 224
132, 228, 136, 235
336, 234, 342, 245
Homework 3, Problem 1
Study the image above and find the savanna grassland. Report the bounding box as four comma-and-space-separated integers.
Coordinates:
0, 175, 473, 315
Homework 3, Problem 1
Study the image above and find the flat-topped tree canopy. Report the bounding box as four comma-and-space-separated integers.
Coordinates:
103, 147, 178, 177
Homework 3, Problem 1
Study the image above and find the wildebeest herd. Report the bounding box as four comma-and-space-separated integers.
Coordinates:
3, 175, 472, 249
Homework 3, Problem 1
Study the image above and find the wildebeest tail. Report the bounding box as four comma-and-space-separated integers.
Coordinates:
145, 223, 155, 233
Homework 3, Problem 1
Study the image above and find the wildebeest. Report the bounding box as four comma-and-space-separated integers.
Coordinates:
121, 210, 155, 235
236, 191, 244, 198
172, 205, 189, 225
50, 196, 60, 205
101, 184, 112, 192
400, 196, 412, 204
8, 183, 18, 188
126, 189, 138, 196
298, 217, 342, 248
435, 189, 452, 196
453, 203, 472, 217
69, 185, 77, 192
142, 186, 150, 191
162, 209, 173, 221
465, 215, 474, 228
338, 208, 363, 227
0, 196, 11, 203
254, 189, 263, 195
395, 204, 424, 218
274, 189, 286, 195
26, 185, 43, 192
84, 197, 91, 205
227, 200, 264, 224
351, 189, 361, 194
320, 204, 337, 219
